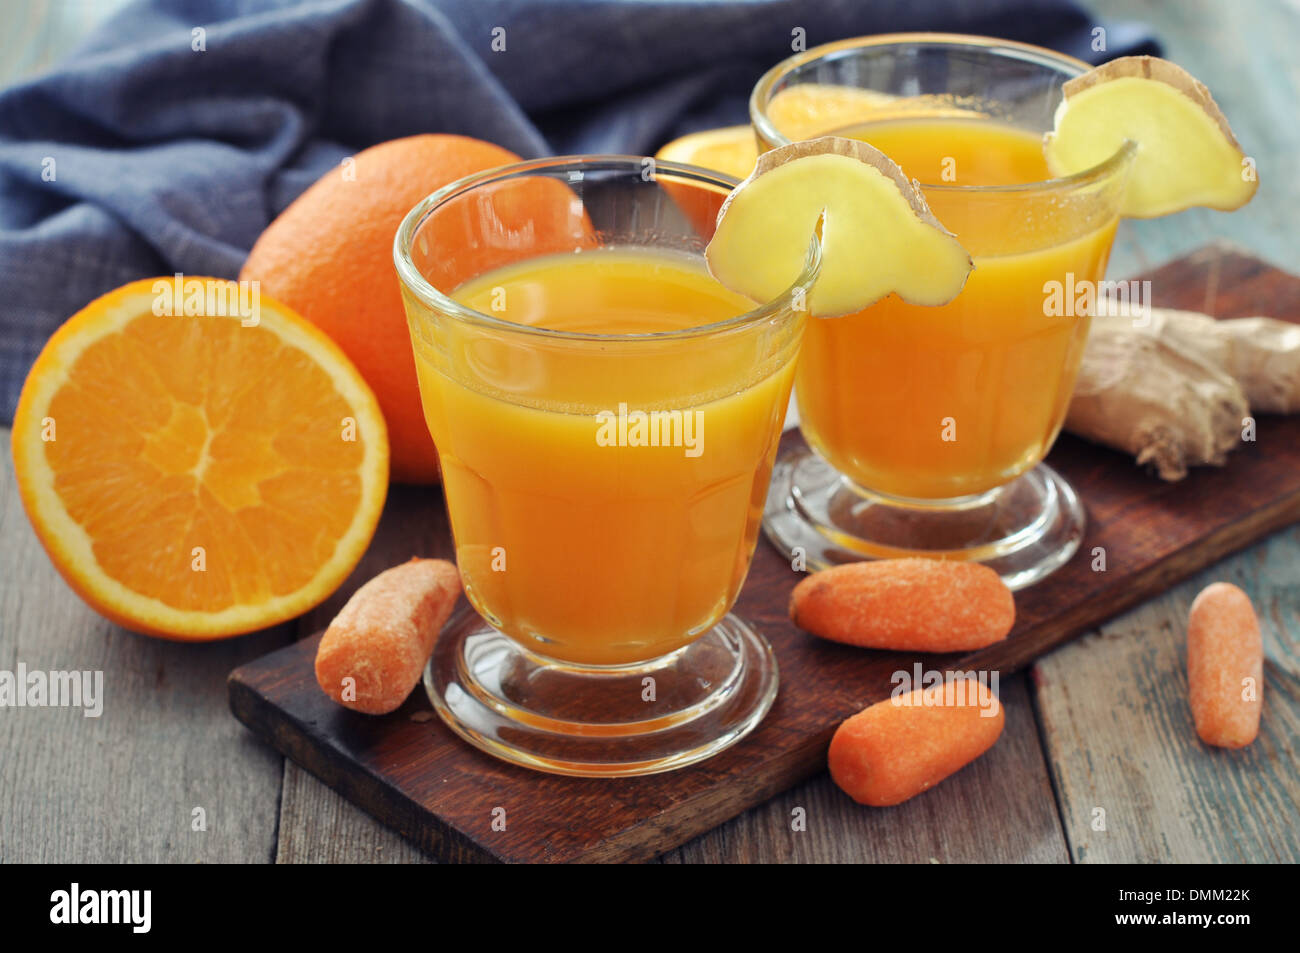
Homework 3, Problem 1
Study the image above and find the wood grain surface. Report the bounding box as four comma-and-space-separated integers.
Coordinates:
0, 434, 292, 863
230, 248, 1300, 862
661, 674, 1069, 863
1032, 0, 1300, 867
276, 483, 456, 865
1034, 574, 1300, 864
2, 0, 1297, 865
266, 0, 1300, 864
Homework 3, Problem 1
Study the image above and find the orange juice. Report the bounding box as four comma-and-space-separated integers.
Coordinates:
409, 249, 801, 665
795, 117, 1118, 499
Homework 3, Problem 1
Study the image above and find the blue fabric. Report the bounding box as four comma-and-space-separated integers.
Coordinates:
0, 0, 1159, 421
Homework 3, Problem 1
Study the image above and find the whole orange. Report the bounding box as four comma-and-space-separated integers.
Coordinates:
241, 135, 520, 483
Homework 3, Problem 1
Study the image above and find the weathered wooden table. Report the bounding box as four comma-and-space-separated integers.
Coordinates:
1, 0, 1296, 863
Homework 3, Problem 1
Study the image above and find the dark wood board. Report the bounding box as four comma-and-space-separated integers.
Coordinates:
229, 247, 1300, 863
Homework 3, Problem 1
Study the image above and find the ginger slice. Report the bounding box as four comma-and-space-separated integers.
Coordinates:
1065, 312, 1248, 480
705, 137, 972, 317
1044, 56, 1258, 218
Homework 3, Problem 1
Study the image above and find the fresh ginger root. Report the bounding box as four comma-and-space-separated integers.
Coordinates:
1140, 308, 1300, 414
1066, 307, 1300, 480
1067, 313, 1247, 480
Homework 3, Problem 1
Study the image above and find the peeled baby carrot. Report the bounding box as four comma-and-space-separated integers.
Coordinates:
1187, 582, 1263, 748
790, 558, 1014, 652
315, 558, 461, 715
829, 676, 1004, 806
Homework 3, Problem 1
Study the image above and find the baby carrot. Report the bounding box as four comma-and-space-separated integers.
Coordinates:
1187, 582, 1263, 748
790, 558, 1014, 652
829, 676, 1004, 806
314, 558, 461, 715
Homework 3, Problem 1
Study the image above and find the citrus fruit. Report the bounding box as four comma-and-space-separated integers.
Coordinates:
11, 277, 388, 640
653, 88, 927, 181
657, 88, 982, 184
765, 85, 974, 140
656, 125, 757, 180
240, 134, 522, 484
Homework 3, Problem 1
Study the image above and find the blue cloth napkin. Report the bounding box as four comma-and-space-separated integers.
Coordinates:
0, 0, 1159, 421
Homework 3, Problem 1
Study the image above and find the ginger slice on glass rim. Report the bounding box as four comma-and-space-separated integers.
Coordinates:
1043, 56, 1258, 219
704, 136, 973, 318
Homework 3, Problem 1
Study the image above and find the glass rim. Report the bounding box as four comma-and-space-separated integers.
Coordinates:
393, 155, 821, 343
749, 31, 1138, 194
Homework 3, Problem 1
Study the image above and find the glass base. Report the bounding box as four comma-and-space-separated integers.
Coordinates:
424, 610, 779, 777
763, 444, 1084, 590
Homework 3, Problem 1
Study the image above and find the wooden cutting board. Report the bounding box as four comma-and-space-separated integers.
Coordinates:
229, 246, 1300, 863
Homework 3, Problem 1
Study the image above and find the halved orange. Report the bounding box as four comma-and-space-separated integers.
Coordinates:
655, 88, 979, 183
11, 278, 389, 640
656, 124, 758, 180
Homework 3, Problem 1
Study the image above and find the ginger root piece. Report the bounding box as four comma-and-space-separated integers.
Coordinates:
705, 136, 973, 317
1065, 313, 1248, 480
1044, 56, 1258, 218
1139, 308, 1300, 414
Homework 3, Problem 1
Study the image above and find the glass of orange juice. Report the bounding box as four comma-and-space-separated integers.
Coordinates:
395, 157, 815, 776
752, 34, 1136, 589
